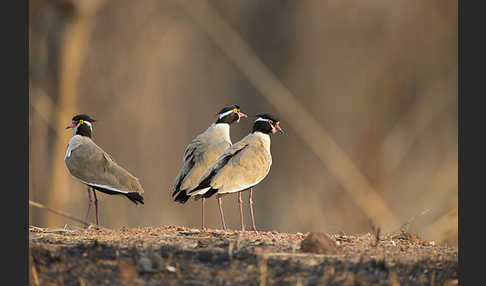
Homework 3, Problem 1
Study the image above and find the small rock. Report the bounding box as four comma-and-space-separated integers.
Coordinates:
182, 241, 199, 249
119, 260, 138, 282
138, 257, 153, 272
300, 232, 341, 254
138, 254, 163, 273
443, 279, 458, 286
166, 265, 176, 273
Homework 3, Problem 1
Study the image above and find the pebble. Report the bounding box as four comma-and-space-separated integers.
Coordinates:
300, 232, 341, 255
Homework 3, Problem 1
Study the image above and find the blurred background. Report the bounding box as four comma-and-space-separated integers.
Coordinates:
29, 0, 457, 246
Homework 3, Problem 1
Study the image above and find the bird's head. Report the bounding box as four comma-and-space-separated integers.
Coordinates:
66, 114, 97, 136
216, 104, 248, 124
252, 114, 284, 135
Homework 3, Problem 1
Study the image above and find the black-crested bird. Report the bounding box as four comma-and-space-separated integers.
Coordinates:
187, 114, 283, 231
172, 105, 248, 229
64, 114, 145, 227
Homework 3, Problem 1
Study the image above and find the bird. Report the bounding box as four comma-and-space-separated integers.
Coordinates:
187, 114, 283, 231
171, 105, 248, 229
64, 114, 145, 227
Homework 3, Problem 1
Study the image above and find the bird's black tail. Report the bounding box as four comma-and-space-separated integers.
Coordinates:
173, 190, 191, 204
89, 184, 144, 205
125, 192, 144, 205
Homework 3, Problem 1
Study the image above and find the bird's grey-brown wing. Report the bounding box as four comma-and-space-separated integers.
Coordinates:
172, 136, 230, 196
209, 138, 271, 194
172, 138, 201, 196
65, 140, 144, 194
187, 138, 250, 195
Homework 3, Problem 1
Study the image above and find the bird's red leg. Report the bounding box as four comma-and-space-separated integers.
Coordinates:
93, 189, 99, 225
201, 198, 206, 230
249, 188, 257, 232
84, 187, 92, 228
238, 192, 245, 231
218, 197, 227, 230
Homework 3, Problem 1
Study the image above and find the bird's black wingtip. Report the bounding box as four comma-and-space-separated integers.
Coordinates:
173, 191, 191, 204
125, 192, 144, 205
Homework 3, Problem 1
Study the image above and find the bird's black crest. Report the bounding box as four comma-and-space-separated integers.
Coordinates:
255, 113, 279, 122
218, 105, 240, 115
72, 114, 97, 123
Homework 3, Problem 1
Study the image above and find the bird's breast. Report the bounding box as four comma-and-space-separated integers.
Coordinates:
64, 135, 83, 160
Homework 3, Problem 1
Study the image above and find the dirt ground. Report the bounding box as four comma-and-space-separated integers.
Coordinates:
29, 225, 458, 286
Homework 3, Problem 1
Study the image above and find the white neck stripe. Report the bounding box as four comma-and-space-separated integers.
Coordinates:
255, 117, 269, 122
219, 109, 234, 119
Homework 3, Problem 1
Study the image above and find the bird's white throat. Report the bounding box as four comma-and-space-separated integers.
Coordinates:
213, 122, 231, 142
